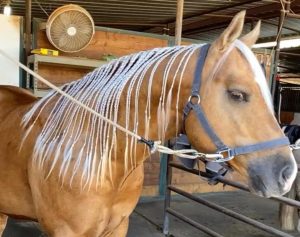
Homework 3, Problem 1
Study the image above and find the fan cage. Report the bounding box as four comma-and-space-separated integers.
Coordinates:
46, 4, 95, 53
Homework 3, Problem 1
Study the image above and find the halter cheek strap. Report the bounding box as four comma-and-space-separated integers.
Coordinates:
183, 44, 290, 162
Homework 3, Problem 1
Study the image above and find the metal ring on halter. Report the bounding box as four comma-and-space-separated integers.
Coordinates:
188, 94, 201, 104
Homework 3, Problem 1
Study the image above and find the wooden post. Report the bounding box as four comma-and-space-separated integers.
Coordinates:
174, 0, 184, 46
271, 3, 286, 99
25, 0, 32, 57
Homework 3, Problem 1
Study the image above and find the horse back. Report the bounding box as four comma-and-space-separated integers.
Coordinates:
0, 85, 37, 105
0, 85, 37, 117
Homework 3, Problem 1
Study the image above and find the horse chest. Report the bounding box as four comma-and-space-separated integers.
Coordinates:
114, 164, 144, 210
105, 165, 144, 231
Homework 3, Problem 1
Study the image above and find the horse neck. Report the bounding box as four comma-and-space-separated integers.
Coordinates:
22, 46, 200, 188
115, 49, 198, 169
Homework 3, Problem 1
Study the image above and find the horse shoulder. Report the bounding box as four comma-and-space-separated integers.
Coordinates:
0, 86, 38, 219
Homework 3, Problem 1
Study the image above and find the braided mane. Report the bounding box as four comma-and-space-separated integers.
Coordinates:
22, 44, 202, 189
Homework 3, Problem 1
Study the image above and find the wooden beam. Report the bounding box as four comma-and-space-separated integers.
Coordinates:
183, 2, 282, 36
287, 12, 300, 20
25, 0, 32, 57
182, 2, 300, 37
147, 0, 263, 33
175, 0, 184, 45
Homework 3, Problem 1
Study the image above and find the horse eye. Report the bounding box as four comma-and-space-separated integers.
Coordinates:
228, 90, 248, 102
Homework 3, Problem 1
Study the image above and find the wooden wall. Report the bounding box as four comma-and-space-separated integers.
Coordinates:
34, 25, 169, 60
32, 21, 172, 90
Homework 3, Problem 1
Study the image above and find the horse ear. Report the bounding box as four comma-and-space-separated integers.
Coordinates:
240, 20, 261, 47
214, 11, 245, 51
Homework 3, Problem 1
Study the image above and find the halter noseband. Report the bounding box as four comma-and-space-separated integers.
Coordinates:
182, 44, 290, 162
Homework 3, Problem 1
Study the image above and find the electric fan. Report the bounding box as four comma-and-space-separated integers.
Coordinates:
46, 4, 95, 53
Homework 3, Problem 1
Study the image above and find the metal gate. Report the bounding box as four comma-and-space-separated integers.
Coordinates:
162, 155, 300, 237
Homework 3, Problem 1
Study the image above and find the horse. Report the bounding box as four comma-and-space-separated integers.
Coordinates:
0, 11, 297, 237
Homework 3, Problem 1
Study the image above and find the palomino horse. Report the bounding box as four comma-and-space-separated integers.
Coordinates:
0, 11, 297, 237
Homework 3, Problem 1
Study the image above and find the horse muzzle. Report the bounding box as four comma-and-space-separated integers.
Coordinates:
247, 154, 297, 198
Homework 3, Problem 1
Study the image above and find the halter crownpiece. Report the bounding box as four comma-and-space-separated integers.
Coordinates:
182, 43, 290, 163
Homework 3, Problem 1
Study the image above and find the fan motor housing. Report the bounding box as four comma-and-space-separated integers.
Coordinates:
46, 4, 95, 53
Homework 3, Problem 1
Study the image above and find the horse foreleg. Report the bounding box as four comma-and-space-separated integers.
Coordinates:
105, 218, 129, 237
0, 214, 8, 236
280, 182, 296, 231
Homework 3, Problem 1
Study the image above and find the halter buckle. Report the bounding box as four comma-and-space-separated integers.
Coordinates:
216, 148, 234, 162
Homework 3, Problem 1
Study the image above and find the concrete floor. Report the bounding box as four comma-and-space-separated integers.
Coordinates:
3, 191, 300, 237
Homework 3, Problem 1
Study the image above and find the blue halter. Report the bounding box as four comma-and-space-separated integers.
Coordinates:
182, 44, 290, 162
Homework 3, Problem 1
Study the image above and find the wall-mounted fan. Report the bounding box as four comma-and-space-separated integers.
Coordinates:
46, 4, 95, 53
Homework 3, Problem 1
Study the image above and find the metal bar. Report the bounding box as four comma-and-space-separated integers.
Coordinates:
12, 0, 225, 9
286, 13, 300, 20
279, 52, 300, 57
280, 86, 300, 90
169, 185, 295, 237
175, 0, 184, 45
169, 162, 249, 191
169, 162, 300, 209
166, 208, 224, 237
15, 7, 176, 17
280, 76, 300, 78
278, 65, 300, 72
203, 13, 257, 19
262, 20, 300, 34
163, 154, 173, 235
159, 142, 170, 196
91, 22, 167, 27
25, 0, 32, 57
182, 2, 291, 37
27, 54, 107, 68
16, 1, 230, 12
147, 0, 262, 33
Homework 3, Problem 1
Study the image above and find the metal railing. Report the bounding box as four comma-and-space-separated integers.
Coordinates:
163, 156, 300, 237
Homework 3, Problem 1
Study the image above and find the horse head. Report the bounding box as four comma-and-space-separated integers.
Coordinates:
184, 11, 297, 198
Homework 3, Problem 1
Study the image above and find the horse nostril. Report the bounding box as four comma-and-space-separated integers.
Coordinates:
279, 165, 293, 185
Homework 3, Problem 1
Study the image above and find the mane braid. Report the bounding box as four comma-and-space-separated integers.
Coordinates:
22, 44, 203, 190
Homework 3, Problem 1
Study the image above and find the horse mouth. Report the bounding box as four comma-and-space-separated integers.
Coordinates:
248, 174, 283, 198
248, 179, 293, 198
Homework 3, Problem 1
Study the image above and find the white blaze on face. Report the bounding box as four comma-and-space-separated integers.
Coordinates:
233, 40, 298, 195
233, 40, 274, 112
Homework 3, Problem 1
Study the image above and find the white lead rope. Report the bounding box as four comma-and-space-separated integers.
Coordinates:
152, 141, 226, 160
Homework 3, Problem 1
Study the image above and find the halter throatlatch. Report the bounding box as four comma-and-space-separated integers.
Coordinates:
182, 44, 290, 163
